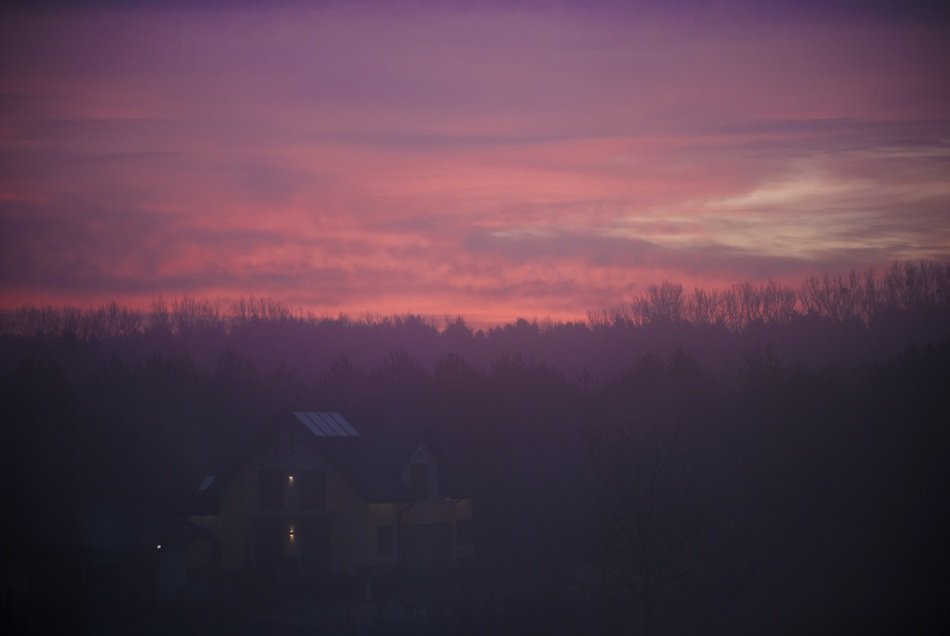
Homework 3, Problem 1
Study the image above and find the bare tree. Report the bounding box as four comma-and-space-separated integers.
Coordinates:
883, 260, 949, 311
684, 287, 723, 326
632, 282, 685, 325
799, 271, 865, 323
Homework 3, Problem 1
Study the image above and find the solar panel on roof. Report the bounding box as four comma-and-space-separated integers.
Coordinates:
298, 411, 331, 436
316, 412, 344, 435
293, 411, 360, 437
329, 412, 360, 436
337, 412, 360, 436
312, 412, 335, 436
325, 411, 360, 436
294, 411, 323, 436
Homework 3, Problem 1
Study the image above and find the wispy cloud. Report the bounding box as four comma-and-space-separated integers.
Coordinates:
0, 3, 948, 322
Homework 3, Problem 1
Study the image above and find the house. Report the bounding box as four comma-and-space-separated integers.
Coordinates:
191, 411, 473, 584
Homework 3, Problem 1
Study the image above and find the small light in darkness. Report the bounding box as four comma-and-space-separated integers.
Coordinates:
288, 474, 294, 484
156, 544, 162, 550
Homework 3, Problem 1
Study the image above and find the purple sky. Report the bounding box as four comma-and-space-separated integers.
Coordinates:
2, 1, 948, 324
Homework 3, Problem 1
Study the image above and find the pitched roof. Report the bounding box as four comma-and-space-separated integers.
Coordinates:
203, 410, 471, 504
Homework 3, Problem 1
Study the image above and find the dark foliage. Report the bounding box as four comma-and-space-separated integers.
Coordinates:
2, 263, 949, 633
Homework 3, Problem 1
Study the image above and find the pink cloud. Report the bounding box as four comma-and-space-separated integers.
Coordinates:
1, 3, 948, 323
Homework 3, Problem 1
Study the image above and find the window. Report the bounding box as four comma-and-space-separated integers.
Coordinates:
376, 525, 394, 558
259, 470, 285, 510
409, 463, 431, 500
299, 469, 326, 510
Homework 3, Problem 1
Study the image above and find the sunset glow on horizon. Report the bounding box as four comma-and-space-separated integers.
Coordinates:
2, 1, 949, 326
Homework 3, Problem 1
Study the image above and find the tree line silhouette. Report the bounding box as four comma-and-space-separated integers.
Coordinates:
3, 261, 948, 337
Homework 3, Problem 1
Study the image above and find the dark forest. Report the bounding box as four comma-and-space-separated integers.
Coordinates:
3, 261, 949, 634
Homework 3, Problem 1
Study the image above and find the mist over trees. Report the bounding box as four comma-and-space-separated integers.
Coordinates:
2, 260, 949, 632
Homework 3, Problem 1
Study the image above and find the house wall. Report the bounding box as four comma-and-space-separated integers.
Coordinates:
395, 444, 475, 562
395, 497, 474, 561
204, 425, 475, 577
213, 422, 372, 574
367, 497, 475, 567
